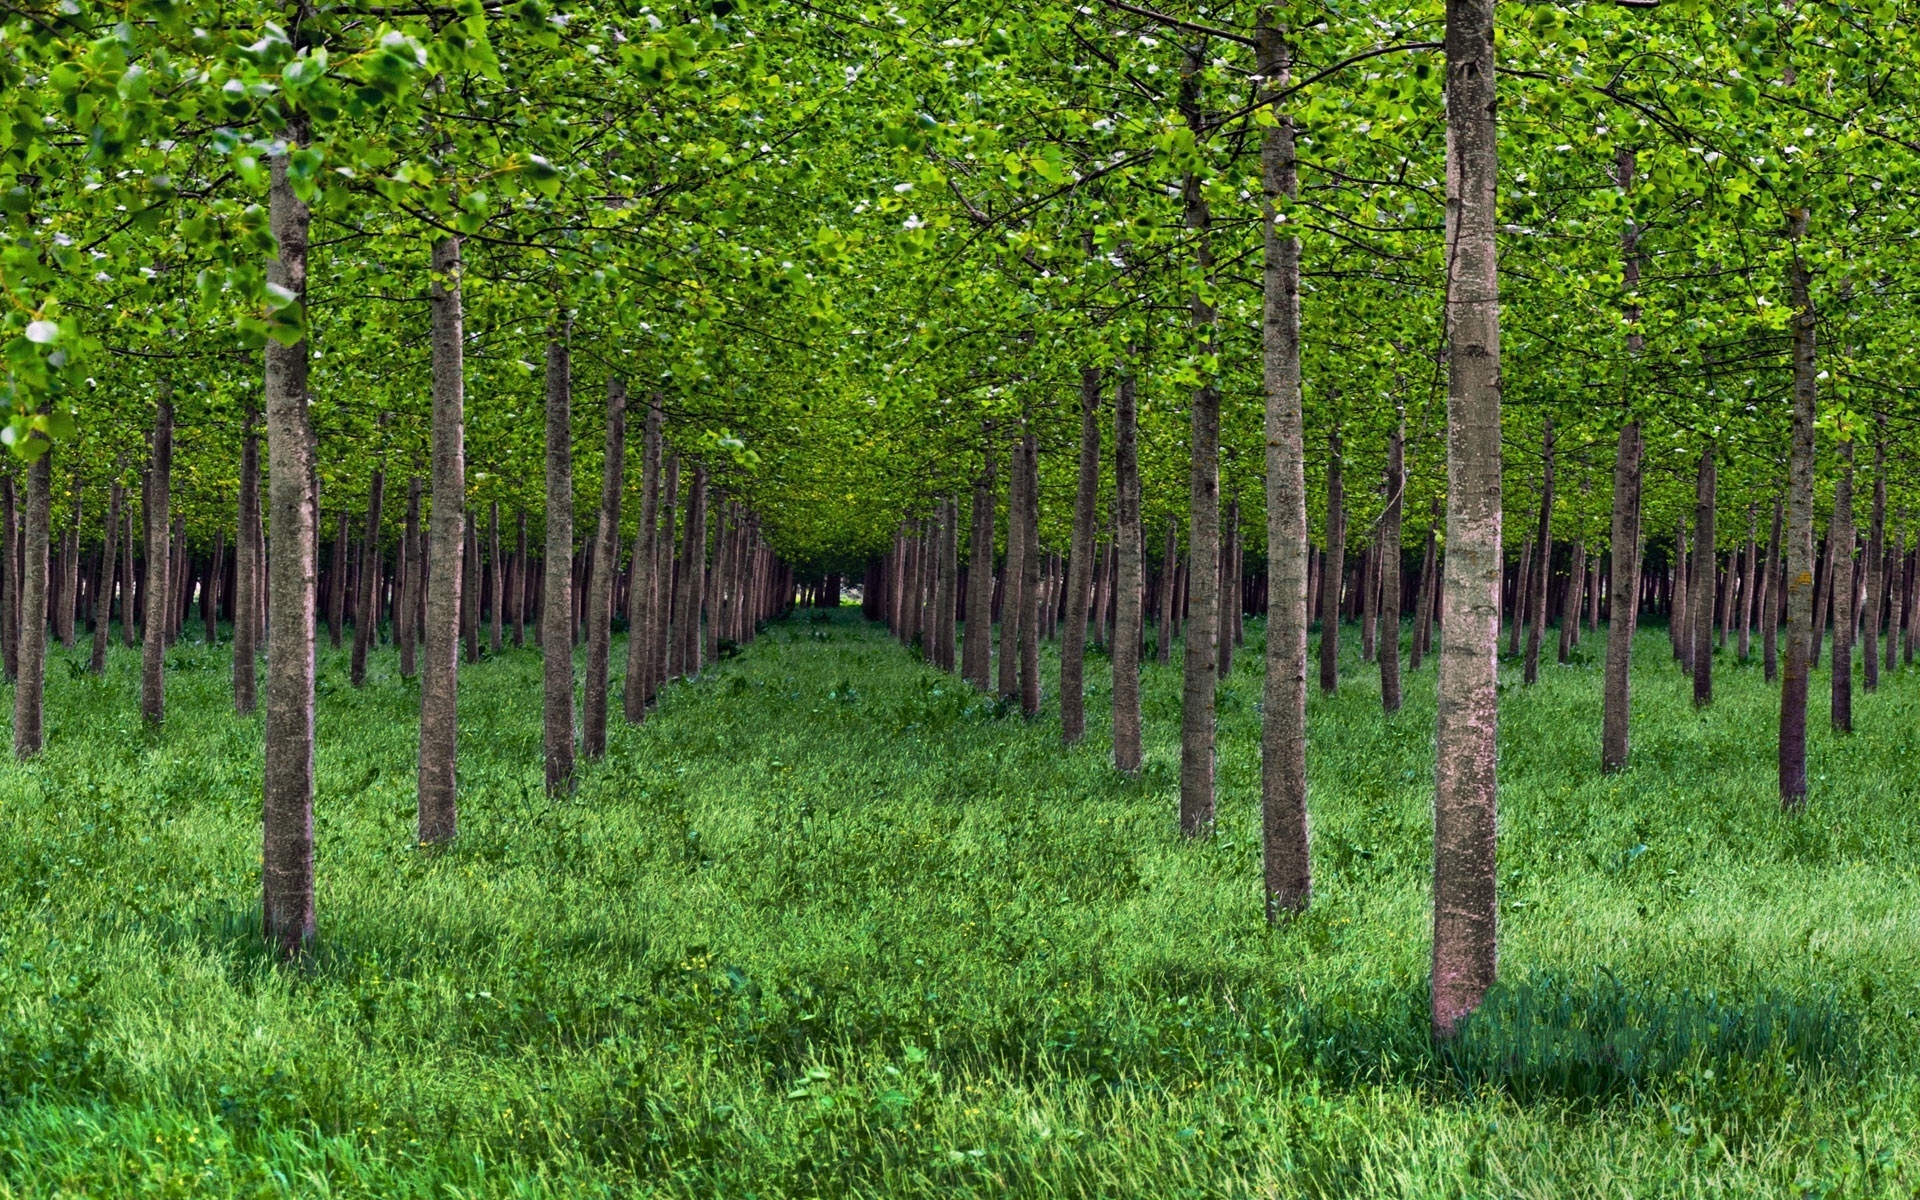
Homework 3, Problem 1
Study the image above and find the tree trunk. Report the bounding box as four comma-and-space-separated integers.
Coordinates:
1220, 500, 1239, 676
1524, 419, 1554, 686
398, 477, 421, 678
542, 326, 577, 793
91, 481, 123, 674
1810, 527, 1834, 670
652, 458, 679, 693
680, 464, 709, 678
60, 477, 82, 647
1761, 495, 1783, 683
1601, 421, 1642, 771
1780, 210, 1817, 809
1113, 368, 1144, 773
11, 451, 50, 756
462, 508, 481, 664
233, 414, 261, 712
142, 394, 173, 724
262, 136, 317, 958
1691, 445, 1715, 708
1509, 538, 1530, 659
1558, 540, 1584, 664
1158, 519, 1176, 665
1739, 503, 1758, 661
1830, 443, 1856, 733
1864, 426, 1886, 691
418, 233, 465, 845
1061, 368, 1101, 743
0, 474, 16, 683
1432, 0, 1502, 1041
1260, 16, 1311, 916
205, 531, 225, 646
326, 509, 347, 650
351, 462, 385, 687
488, 500, 503, 655
998, 437, 1026, 701
1019, 431, 1043, 717
962, 438, 996, 691
624, 393, 663, 722
1319, 427, 1344, 694
1380, 414, 1405, 712
1411, 520, 1437, 672
583, 377, 626, 760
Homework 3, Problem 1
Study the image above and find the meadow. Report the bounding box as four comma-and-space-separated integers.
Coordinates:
0, 611, 1914, 1197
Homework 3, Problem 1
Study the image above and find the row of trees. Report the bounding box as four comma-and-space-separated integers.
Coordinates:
7, 0, 1919, 1039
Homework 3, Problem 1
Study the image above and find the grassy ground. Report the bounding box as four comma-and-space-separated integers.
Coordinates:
0, 610, 1915, 1197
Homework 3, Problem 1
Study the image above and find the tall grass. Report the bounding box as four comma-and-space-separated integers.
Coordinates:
0, 612, 1913, 1197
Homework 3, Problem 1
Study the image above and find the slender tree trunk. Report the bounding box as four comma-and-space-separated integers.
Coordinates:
1558, 540, 1584, 664
0, 474, 16, 683
326, 509, 347, 650
351, 462, 385, 687
90, 481, 123, 674
1158, 520, 1176, 665
1432, 0, 1502, 1040
680, 465, 709, 678
1601, 422, 1643, 771
1019, 431, 1043, 717
1411, 521, 1437, 671
1739, 503, 1758, 661
1864, 427, 1886, 691
1692, 445, 1716, 708
205, 531, 225, 646
1260, 17, 1311, 915
1319, 427, 1344, 694
962, 438, 997, 691
542, 326, 577, 793
511, 508, 528, 649
1380, 417, 1405, 711
418, 233, 465, 845
11, 452, 50, 756
1220, 500, 1240, 676
234, 414, 261, 712
1831, 443, 1856, 733
489, 501, 503, 655
624, 393, 663, 722
652, 458, 679, 694
1061, 368, 1101, 743
583, 378, 626, 760
702, 493, 723, 667
999, 437, 1026, 701
1524, 419, 1554, 685
1509, 539, 1530, 659
1113, 368, 1144, 773
142, 394, 173, 724
462, 509, 481, 664
398, 477, 421, 678
1673, 520, 1691, 669
1780, 211, 1817, 808
1810, 527, 1834, 670
60, 477, 81, 647
262, 136, 317, 958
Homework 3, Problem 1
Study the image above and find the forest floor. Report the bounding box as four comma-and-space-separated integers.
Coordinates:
0, 610, 1916, 1197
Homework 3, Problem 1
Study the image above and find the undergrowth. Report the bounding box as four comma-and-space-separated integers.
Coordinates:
0, 611, 1914, 1197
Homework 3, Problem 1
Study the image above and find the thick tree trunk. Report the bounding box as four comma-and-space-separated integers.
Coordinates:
91, 481, 123, 674
235, 414, 261, 712
1113, 369, 1144, 773
1830, 443, 1856, 733
998, 437, 1026, 700
351, 463, 385, 687
583, 378, 626, 760
11, 452, 50, 757
142, 395, 173, 724
1061, 368, 1101, 743
1780, 211, 1817, 809
1691, 446, 1715, 708
1319, 427, 1345, 694
962, 439, 996, 691
1601, 421, 1642, 772
1260, 17, 1311, 915
542, 327, 577, 793
418, 234, 465, 845
1524, 420, 1554, 686
262, 137, 317, 958
1432, 0, 1502, 1041
624, 393, 663, 722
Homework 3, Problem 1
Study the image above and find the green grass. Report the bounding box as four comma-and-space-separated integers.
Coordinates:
0, 611, 1916, 1197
